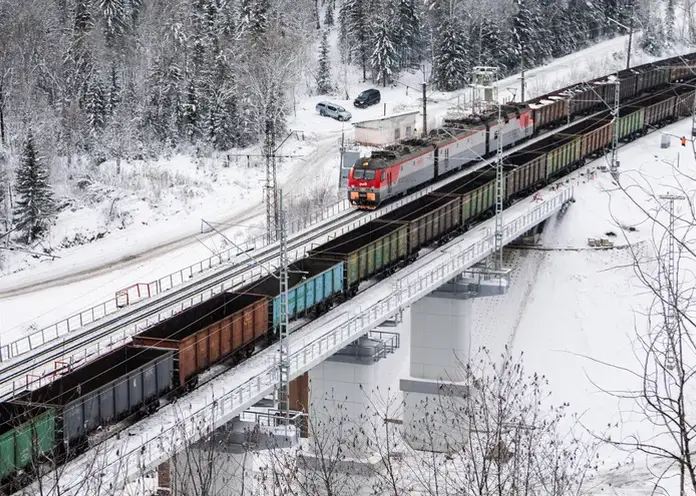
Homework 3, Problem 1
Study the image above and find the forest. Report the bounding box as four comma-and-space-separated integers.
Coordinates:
0, 0, 685, 245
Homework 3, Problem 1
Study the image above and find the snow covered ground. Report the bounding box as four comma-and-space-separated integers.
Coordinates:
466, 119, 696, 494
0, 34, 694, 350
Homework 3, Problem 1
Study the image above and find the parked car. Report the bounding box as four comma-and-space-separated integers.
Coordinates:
354, 88, 381, 108
316, 101, 352, 121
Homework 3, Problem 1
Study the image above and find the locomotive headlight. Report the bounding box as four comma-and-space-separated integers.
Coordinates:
350, 192, 359, 199
367, 192, 376, 201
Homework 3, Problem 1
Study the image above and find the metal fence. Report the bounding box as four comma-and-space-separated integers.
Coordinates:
0, 199, 351, 363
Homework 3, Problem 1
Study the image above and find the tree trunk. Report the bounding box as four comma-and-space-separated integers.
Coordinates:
0, 81, 5, 147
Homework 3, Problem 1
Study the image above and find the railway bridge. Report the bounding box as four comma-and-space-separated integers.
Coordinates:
15, 179, 574, 496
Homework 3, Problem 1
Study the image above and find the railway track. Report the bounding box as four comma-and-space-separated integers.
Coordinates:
1, 77, 692, 401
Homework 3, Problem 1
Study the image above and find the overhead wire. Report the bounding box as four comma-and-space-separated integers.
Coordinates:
6, 54, 696, 479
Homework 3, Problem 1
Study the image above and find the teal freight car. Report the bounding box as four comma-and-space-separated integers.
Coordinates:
251, 258, 344, 329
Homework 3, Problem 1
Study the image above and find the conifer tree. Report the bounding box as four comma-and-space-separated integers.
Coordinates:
639, 13, 665, 56
14, 132, 55, 244
474, 18, 508, 69
432, 17, 469, 92
339, 0, 370, 80
316, 30, 333, 94
98, 0, 128, 47
324, 0, 334, 27
510, 0, 544, 70
0, 158, 8, 233
665, 0, 675, 42
86, 77, 107, 135
182, 79, 200, 139
371, 21, 399, 87
106, 65, 121, 116
392, 0, 419, 67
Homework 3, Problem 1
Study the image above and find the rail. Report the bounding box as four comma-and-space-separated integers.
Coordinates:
27, 185, 572, 496
0, 199, 352, 363
0, 106, 609, 388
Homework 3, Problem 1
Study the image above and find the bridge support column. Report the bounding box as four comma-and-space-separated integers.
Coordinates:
401, 269, 508, 453
301, 317, 407, 473
156, 461, 170, 496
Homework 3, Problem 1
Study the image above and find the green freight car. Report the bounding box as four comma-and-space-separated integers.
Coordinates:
308, 220, 408, 293
433, 169, 498, 226
617, 106, 645, 141
373, 193, 463, 256
546, 136, 582, 178
0, 404, 55, 484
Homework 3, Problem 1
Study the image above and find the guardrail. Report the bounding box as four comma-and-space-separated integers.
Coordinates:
35, 185, 573, 496
0, 199, 351, 363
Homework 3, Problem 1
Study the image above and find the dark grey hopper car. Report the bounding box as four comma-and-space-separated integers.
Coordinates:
11, 346, 174, 451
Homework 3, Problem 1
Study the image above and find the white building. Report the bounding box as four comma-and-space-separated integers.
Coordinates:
353, 110, 420, 147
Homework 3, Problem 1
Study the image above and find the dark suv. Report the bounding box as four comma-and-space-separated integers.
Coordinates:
354, 88, 381, 108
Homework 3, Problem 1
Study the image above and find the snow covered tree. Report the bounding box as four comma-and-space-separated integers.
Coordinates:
0, 156, 8, 234
85, 77, 107, 135
14, 131, 55, 244
509, 0, 545, 70
73, 0, 94, 39
316, 30, 333, 94
639, 11, 665, 56
106, 65, 121, 116
207, 87, 240, 150
182, 79, 200, 140
98, 0, 128, 47
370, 20, 399, 87
241, 0, 270, 39
665, 0, 675, 42
339, 0, 371, 80
323, 0, 334, 27
391, 0, 420, 68
472, 18, 509, 69
432, 16, 469, 92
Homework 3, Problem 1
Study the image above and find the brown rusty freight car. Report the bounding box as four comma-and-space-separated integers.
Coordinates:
132, 292, 269, 389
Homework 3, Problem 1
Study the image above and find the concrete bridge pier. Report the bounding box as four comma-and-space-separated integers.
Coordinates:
400, 268, 509, 453
300, 314, 408, 474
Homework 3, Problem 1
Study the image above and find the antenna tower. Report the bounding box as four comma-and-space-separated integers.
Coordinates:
472, 66, 499, 114
659, 193, 684, 371
264, 117, 279, 244
277, 189, 290, 430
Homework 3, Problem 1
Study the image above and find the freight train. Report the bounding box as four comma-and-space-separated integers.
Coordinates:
347, 53, 696, 209
2, 55, 696, 494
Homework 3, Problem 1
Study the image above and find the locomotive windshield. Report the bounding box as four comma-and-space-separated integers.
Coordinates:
364, 170, 376, 180
353, 169, 364, 179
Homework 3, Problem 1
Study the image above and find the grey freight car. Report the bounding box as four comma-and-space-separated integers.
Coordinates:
10, 346, 174, 452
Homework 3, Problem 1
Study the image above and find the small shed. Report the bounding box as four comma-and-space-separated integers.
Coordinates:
353, 110, 420, 147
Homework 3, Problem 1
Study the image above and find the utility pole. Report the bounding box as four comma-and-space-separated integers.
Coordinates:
610, 78, 621, 181
659, 193, 684, 371
422, 82, 427, 137
277, 188, 291, 433
264, 116, 278, 245
691, 88, 696, 138
494, 98, 504, 271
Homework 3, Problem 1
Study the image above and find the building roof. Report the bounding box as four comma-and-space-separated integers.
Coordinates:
352, 110, 421, 127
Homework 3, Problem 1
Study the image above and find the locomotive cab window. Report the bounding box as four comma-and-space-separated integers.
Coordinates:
364, 170, 376, 180
353, 169, 364, 179
381, 171, 387, 181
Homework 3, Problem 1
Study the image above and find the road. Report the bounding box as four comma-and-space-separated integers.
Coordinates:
0, 135, 341, 299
